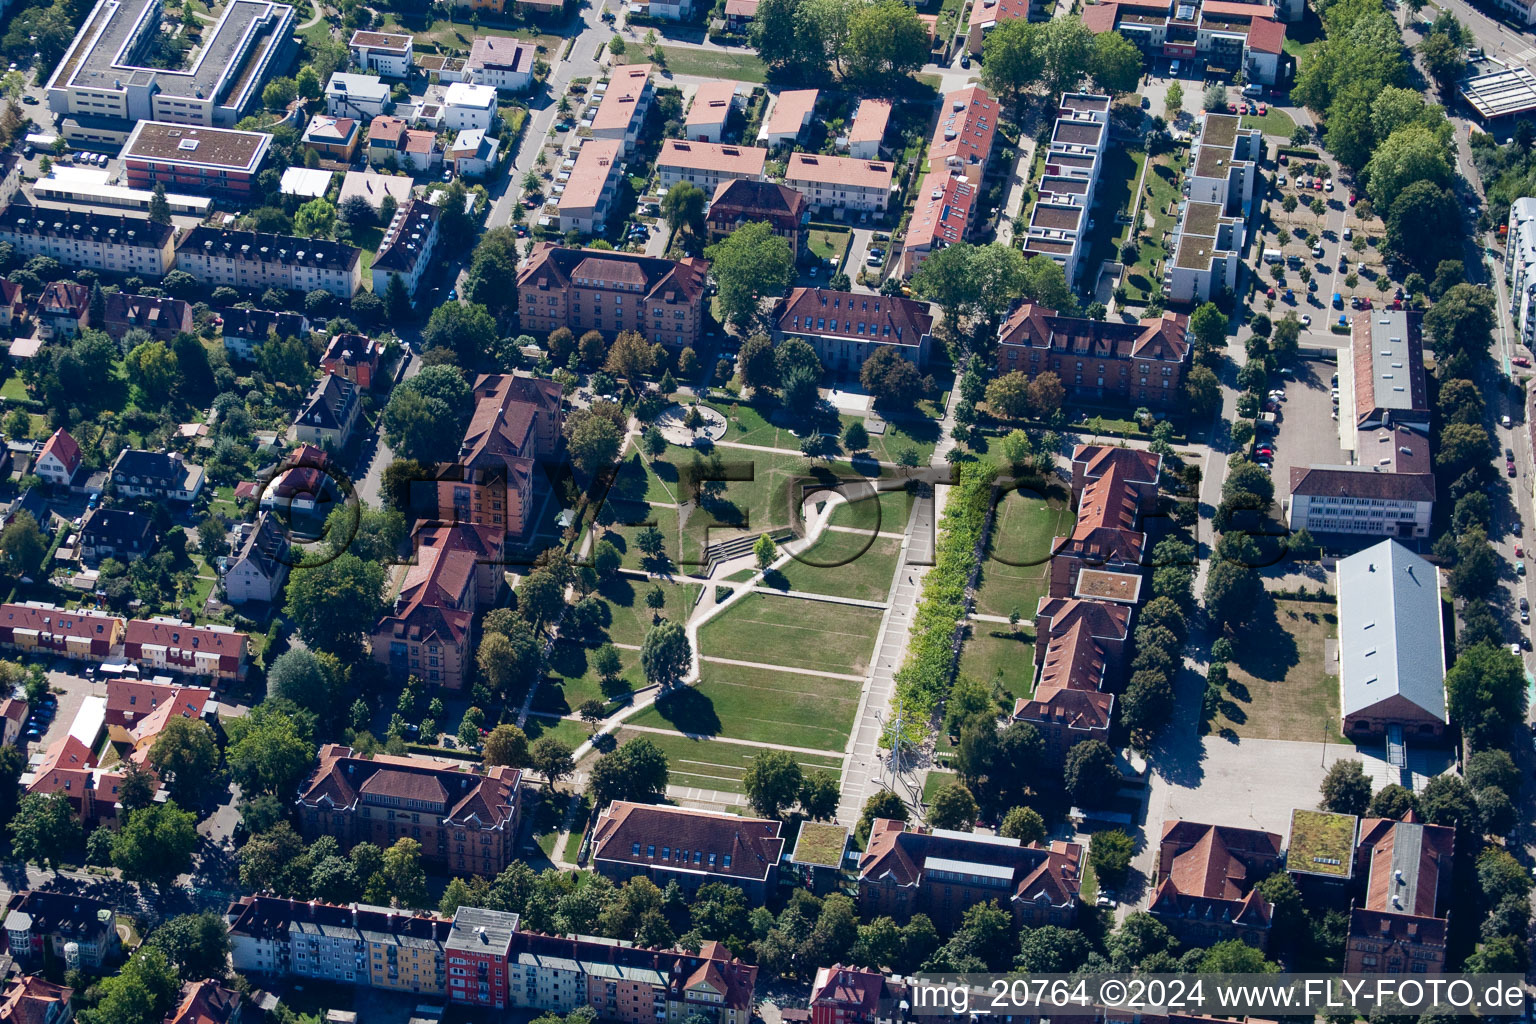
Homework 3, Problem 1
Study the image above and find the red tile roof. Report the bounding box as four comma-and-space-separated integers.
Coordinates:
999, 304, 1191, 364
905, 171, 975, 252
592, 801, 785, 883
1245, 15, 1285, 52
777, 288, 933, 349
123, 619, 248, 674
0, 975, 71, 1024
38, 428, 81, 475
164, 979, 241, 1024
298, 744, 520, 829
930, 86, 998, 173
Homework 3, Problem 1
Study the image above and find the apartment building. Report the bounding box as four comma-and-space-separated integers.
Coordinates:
45, 0, 295, 139
371, 198, 441, 301
446, 906, 518, 1010
859, 819, 1082, 931
967, 0, 1046, 54
176, 226, 363, 298
810, 967, 888, 1024
120, 120, 270, 197
1082, 0, 1286, 83
784, 154, 894, 216
371, 524, 496, 690
901, 170, 976, 276
124, 616, 248, 680
591, 64, 654, 156
591, 801, 785, 902
221, 511, 289, 606
759, 88, 817, 148
1021, 93, 1111, 285
0, 205, 175, 277
322, 332, 382, 390
294, 373, 361, 449
685, 81, 739, 143
219, 307, 310, 361
1149, 821, 1280, 950
25, 732, 130, 827
996, 304, 1191, 405
1187, 112, 1263, 214
296, 744, 523, 875
102, 292, 192, 342
4, 891, 119, 968
847, 98, 891, 160
467, 36, 535, 92
444, 83, 497, 132
350, 30, 413, 78
0, 602, 123, 661
776, 287, 933, 372
1507, 197, 1536, 347
559, 139, 625, 235
326, 73, 391, 120
79, 507, 154, 565
706, 179, 809, 256
1165, 200, 1242, 303
1345, 815, 1454, 973
517, 243, 709, 349
656, 140, 767, 195
34, 429, 82, 488
109, 448, 205, 502
165, 980, 242, 1024
930, 86, 997, 185
1012, 598, 1131, 757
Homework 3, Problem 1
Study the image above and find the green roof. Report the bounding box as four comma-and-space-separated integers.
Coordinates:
1287, 809, 1356, 878
791, 821, 850, 868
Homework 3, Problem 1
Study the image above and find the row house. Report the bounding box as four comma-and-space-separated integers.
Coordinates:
293, 373, 362, 450
1344, 813, 1453, 974
1149, 820, 1280, 950
685, 81, 740, 143
467, 36, 535, 92
516, 243, 709, 349
0, 205, 176, 277
124, 617, 249, 681
119, 120, 271, 198
656, 140, 767, 196
322, 332, 383, 390
175, 226, 363, 299
995, 303, 1192, 406
591, 801, 785, 903
446, 906, 518, 1010
371, 198, 441, 301
350, 30, 414, 78
858, 819, 1082, 932
775, 287, 934, 373
103, 677, 216, 773
3, 891, 119, 969
784, 153, 893, 217
706, 179, 809, 257
296, 744, 522, 876
591, 64, 654, 156
109, 448, 205, 502
557, 140, 625, 236
220, 511, 290, 606
1022, 94, 1111, 286
810, 966, 894, 1024
219, 307, 311, 361
0, 602, 124, 661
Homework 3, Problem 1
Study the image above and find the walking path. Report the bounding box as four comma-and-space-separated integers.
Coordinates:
699, 655, 866, 683
826, 525, 906, 539
617, 722, 845, 758
747, 586, 889, 610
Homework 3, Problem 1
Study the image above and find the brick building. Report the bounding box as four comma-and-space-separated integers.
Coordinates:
1344, 813, 1453, 974
1148, 820, 1280, 950
591, 801, 785, 902
996, 305, 1191, 407
775, 288, 934, 373
120, 120, 270, 197
517, 244, 709, 350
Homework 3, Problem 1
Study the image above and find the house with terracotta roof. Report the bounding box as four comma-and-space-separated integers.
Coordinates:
858, 819, 1081, 931
810, 966, 887, 1024
759, 88, 817, 148
164, 979, 242, 1024
1345, 814, 1453, 974
685, 81, 740, 143
516, 243, 709, 349
591, 64, 654, 156
297, 744, 523, 875
1048, 451, 1149, 599
0, 975, 71, 1024
707, 179, 809, 256
1081, 0, 1285, 83
1149, 821, 1280, 950
1013, 597, 1131, 757
930, 86, 997, 185
996, 304, 1191, 406
3, 890, 119, 968
467, 36, 534, 93
0, 697, 26, 746
724, 0, 758, 31
24, 732, 129, 827
101, 292, 193, 343
847, 98, 891, 160
124, 617, 248, 680
0, 602, 124, 661
370, 524, 491, 690
35, 280, 89, 340
901, 170, 976, 276
558, 139, 625, 235
322, 332, 383, 390
656, 140, 767, 196
1072, 445, 1162, 511
775, 288, 933, 373
785, 154, 894, 216
591, 801, 786, 902
967, 0, 1045, 54
0, 279, 25, 332
34, 428, 82, 488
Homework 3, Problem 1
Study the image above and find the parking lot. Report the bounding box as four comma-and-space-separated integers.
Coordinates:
1272, 358, 1350, 508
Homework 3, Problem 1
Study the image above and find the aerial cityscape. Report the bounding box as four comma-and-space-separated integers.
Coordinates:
0, 0, 1519, 1016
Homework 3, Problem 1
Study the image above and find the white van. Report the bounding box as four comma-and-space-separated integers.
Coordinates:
1242, 83, 1264, 97
1170, 59, 1181, 76
1262, 248, 1284, 264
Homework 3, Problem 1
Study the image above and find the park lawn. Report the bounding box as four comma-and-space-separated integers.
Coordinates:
600, 504, 684, 572
839, 412, 942, 464
1081, 146, 1146, 288
523, 715, 590, 750
807, 227, 853, 268
630, 662, 859, 750
657, 46, 767, 83
533, 640, 645, 716
972, 489, 1074, 619
699, 592, 883, 676
703, 399, 795, 449
596, 575, 701, 648
959, 626, 1036, 700
921, 767, 958, 806
774, 533, 901, 602
616, 727, 843, 796
825, 487, 915, 535
1216, 599, 1344, 743
610, 450, 685, 505
1242, 108, 1297, 138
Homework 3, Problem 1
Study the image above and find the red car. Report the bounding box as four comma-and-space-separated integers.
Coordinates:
1227, 102, 1239, 113
1279, 154, 1289, 164
1312, 179, 1323, 190
1516, 356, 1532, 367
1257, 104, 1267, 114
1266, 287, 1276, 298
1349, 193, 1358, 205
1256, 447, 1274, 457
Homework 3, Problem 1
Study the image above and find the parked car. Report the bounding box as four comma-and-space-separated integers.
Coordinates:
1517, 356, 1533, 368
1277, 175, 1288, 188
1301, 314, 1311, 326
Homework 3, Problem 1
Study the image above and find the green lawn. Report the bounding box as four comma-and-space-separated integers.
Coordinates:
656, 47, 767, 83
600, 503, 684, 572
958, 626, 1035, 700
1081, 146, 1146, 292
1123, 147, 1187, 303
699, 592, 883, 676
772, 532, 901, 602
617, 727, 843, 796
610, 451, 686, 506
824, 487, 915, 534
839, 412, 942, 464
807, 227, 853, 268
594, 575, 701, 648
1217, 599, 1343, 742
523, 715, 590, 749
971, 488, 1073, 619
630, 661, 859, 750
1242, 108, 1297, 138
533, 640, 645, 715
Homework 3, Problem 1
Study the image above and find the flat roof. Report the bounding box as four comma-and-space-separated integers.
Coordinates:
280, 166, 334, 198
1074, 568, 1142, 603
1201, 111, 1242, 149
1182, 200, 1223, 237
350, 30, 411, 50
1288, 809, 1356, 879
1030, 202, 1084, 232
1460, 65, 1536, 120
123, 120, 271, 171
924, 856, 1015, 881
790, 821, 850, 868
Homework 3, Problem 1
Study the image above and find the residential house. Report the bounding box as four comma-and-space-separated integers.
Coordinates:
35, 281, 89, 340
444, 83, 498, 132
995, 304, 1191, 406
124, 618, 248, 680
591, 801, 785, 902
1335, 540, 1447, 741
109, 449, 205, 503
901, 170, 976, 277
1149, 820, 1280, 950
0, 976, 71, 1024
590, 64, 653, 156
3, 890, 119, 968
929, 86, 997, 186
78, 507, 154, 565
809, 967, 886, 1024
1022, 94, 1111, 286
24, 732, 129, 827
847, 99, 891, 160
322, 333, 383, 390
175, 227, 362, 299
119, 121, 270, 198
367, 115, 410, 167
221, 511, 289, 606
685, 81, 738, 143
0, 697, 26, 745
449, 129, 501, 178
350, 30, 413, 78
1345, 814, 1453, 974
0, 206, 175, 277
467, 37, 535, 92
219, 308, 310, 361
784, 154, 894, 216
370, 525, 487, 690
724, 0, 758, 31
296, 744, 523, 875
0, 279, 25, 332
967, 0, 1044, 55
101, 293, 193, 342
0, 602, 124, 660
34, 429, 82, 488
858, 819, 1082, 931
164, 980, 242, 1024
302, 114, 360, 162
293, 373, 362, 449
1082, 0, 1285, 85
371, 198, 441, 301
557, 140, 624, 235
516, 243, 709, 349
758, 89, 817, 148
706, 179, 809, 256
774, 287, 933, 372
104, 677, 215, 764
445, 906, 518, 1010
399, 128, 444, 172
656, 140, 767, 195
338, 170, 415, 213
326, 73, 392, 120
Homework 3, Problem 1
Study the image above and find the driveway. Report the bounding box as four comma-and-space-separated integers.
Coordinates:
1272, 364, 1348, 507
845, 227, 878, 292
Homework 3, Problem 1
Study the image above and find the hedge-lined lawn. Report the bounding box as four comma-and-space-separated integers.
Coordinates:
807, 227, 853, 268
617, 727, 843, 796
774, 533, 902, 602
596, 576, 700, 648
959, 627, 1036, 699
825, 488, 916, 534
699, 593, 883, 675
532, 640, 645, 715
972, 489, 1073, 619
630, 662, 859, 750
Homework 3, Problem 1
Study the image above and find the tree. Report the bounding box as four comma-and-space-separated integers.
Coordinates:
842, 0, 929, 83
0, 511, 46, 578
1199, 939, 1276, 973
1446, 643, 1527, 745
365, 837, 429, 909
999, 806, 1046, 844
8, 792, 78, 871
422, 301, 497, 367
743, 749, 803, 818
1378, 180, 1463, 276
605, 331, 656, 390
126, 339, 178, 406
706, 222, 795, 330
1062, 740, 1117, 807
1466, 749, 1520, 795
984, 372, 1031, 420
482, 724, 531, 769
1020, 254, 1074, 312
1203, 560, 1263, 633
589, 737, 670, 805
860, 346, 923, 409
981, 18, 1044, 101
754, 533, 777, 570
293, 198, 337, 239
1091, 31, 1142, 94
77, 946, 181, 1024
1424, 283, 1496, 366
1320, 759, 1372, 815
1364, 124, 1454, 211
147, 184, 172, 226
660, 182, 707, 237
284, 553, 385, 658
529, 736, 575, 789
640, 620, 691, 688
225, 705, 317, 797
147, 716, 220, 806
1165, 81, 1183, 116
1121, 669, 1174, 739
1418, 30, 1466, 90
112, 801, 198, 889
1204, 82, 1228, 111
1189, 301, 1227, 354
843, 420, 869, 452
263, 75, 297, 110
799, 770, 839, 820
856, 789, 908, 845
567, 413, 623, 476
145, 912, 230, 981
1026, 371, 1066, 419
928, 779, 978, 830
1089, 828, 1135, 885
382, 365, 473, 461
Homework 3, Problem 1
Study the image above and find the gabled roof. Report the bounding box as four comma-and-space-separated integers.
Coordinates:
80, 507, 152, 550
1358, 816, 1453, 918
906, 170, 975, 252
1000, 304, 1191, 363
1035, 596, 1132, 643
297, 744, 520, 830
858, 819, 1081, 909
1053, 461, 1145, 565
0, 974, 71, 1024
517, 243, 708, 309
707, 179, 808, 230
37, 280, 88, 317
217, 306, 309, 341
592, 801, 785, 883
1073, 445, 1162, 486
777, 288, 933, 348
810, 966, 883, 1013
1336, 540, 1446, 721
930, 85, 997, 171
296, 374, 358, 432
37, 428, 81, 474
